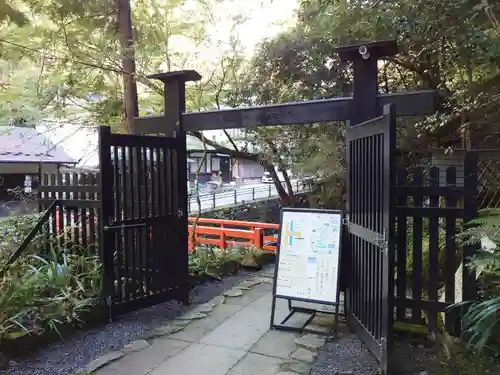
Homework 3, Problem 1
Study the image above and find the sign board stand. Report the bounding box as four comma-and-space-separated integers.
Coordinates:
269, 208, 344, 337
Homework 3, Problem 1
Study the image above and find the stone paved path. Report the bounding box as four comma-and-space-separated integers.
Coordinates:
85, 268, 344, 375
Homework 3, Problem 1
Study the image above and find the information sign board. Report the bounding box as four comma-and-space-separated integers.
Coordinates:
274, 208, 343, 305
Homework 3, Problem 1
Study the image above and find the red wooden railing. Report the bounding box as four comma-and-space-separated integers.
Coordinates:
54, 211, 280, 253
188, 218, 279, 252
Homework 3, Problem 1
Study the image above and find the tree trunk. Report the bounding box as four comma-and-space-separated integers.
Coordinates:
265, 139, 294, 206
279, 167, 295, 206
117, 0, 139, 133
261, 161, 290, 205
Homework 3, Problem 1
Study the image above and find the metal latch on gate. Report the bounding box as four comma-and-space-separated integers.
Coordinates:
177, 209, 184, 218
374, 230, 388, 255
103, 223, 147, 231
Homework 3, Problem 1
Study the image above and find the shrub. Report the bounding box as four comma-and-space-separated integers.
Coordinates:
0, 213, 102, 344
0, 213, 44, 263
455, 209, 500, 353
188, 245, 275, 280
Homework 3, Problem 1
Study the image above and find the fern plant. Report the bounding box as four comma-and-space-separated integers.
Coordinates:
455, 209, 500, 353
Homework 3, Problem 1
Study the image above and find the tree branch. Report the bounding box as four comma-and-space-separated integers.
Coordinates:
189, 131, 259, 162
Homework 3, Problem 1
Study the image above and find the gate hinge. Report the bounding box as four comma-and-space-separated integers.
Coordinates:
342, 214, 349, 226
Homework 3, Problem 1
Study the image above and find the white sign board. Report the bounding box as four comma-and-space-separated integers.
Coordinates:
275, 209, 343, 305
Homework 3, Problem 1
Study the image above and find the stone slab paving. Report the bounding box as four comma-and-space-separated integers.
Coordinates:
88, 269, 345, 375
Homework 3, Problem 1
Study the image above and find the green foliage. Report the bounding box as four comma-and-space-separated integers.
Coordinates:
0, 0, 246, 127
455, 209, 500, 353
310, 174, 344, 209
404, 219, 454, 287
431, 333, 500, 375
0, 2, 29, 26
188, 245, 274, 280
0, 212, 44, 262
0, 213, 102, 343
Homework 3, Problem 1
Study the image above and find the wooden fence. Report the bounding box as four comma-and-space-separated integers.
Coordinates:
394, 156, 478, 336
38, 172, 100, 251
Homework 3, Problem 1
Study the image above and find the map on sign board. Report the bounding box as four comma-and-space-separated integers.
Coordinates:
275, 209, 342, 305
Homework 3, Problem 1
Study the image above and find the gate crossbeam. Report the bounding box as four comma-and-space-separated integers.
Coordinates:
134, 90, 435, 134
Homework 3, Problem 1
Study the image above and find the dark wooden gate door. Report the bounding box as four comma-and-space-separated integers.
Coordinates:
98, 126, 189, 317
346, 104, 396, 374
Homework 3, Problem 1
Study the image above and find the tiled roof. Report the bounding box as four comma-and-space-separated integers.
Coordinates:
0, 126, 76, 164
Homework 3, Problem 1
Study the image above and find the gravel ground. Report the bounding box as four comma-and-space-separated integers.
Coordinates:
311, 334, 443, 375
3, 273, 247, 375
391, 341, 440, 375
310, 334, 381, 375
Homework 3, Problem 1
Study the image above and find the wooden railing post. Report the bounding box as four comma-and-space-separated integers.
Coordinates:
254, 227, 263, 250
188, 225, 193, 251
234, 190, 237, 204
252, 188, 255, 201
220, 223, 226, 249
212, 193, 216, 208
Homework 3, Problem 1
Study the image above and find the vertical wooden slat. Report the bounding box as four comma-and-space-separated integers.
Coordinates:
112, 146, 123, 303
118, 146, 128, 300
71, 173, 80, 247
368, 136, 375, 334
444, 167, 457, 334
42, 174, 52, 250
148, 146, 157, 291
165, 148, 173, 215
462, 152, 479, 331
88, 173, 97, 247
367, 136, 375, 335
396, 168, 408, 321
128, 145, 138, 299
361, 137, 367, 228
375, 241, 381, 339
56, 173, 64, 250
161, 147, 171, 289
80, 173, 88, 249
359, 138, 366, 324
156, 147, 165, 216
427, 167, 440, 333
48, 173, 56, 248
143, 146, 152, 295
150, 147, 157, 218
411, 168, 424, 324
375, 133, 383, 339
136, 146, 145, 297
98, 126, 116, 311
64, 173, 72, 250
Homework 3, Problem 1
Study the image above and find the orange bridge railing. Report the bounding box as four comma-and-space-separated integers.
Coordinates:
188, 218, 279, 252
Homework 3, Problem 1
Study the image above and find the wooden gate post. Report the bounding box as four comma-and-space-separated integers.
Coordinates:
98, 125, 116, 314
334, 42, 398, 293
147, 71, 202, 305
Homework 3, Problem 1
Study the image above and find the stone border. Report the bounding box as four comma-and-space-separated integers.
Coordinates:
76, 273, 339, 375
